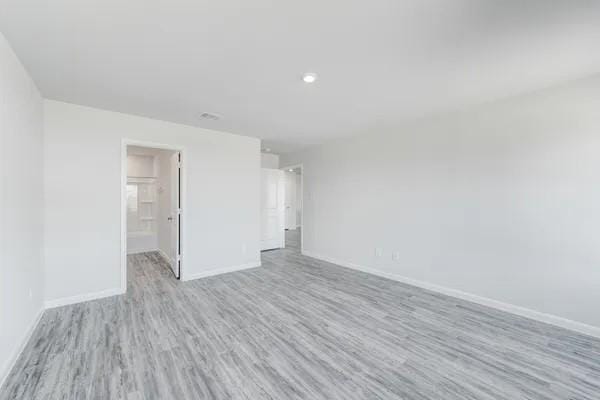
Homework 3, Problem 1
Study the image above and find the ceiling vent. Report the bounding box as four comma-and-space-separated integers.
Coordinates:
198, 112, 221, 121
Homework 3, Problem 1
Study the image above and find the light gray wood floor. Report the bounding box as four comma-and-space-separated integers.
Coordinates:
1, 233, 599, 399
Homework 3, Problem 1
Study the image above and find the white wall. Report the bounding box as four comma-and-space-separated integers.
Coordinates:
44, 100, 261, 303
282, 75, 600, 332
0, 33, 44, 384
126, 153, 155, 178
261, 152, 279, 169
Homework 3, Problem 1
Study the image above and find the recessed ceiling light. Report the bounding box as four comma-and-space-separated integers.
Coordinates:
289, 169, 293, 172
302, 72, 317, 83
263, 148, 271, 152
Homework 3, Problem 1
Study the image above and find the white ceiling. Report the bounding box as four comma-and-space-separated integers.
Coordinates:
2, 0, 600, 153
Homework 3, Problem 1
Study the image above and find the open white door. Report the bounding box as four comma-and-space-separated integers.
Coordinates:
284, 171, 297, 230
261, 168, 285, 250
169, 152, 181, 278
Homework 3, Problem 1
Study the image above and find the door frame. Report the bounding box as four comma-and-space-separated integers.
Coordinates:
120, 139, 187, 293
280, 163, 304, 254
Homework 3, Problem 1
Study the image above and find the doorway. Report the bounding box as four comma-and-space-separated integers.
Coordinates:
282, 164, 303, 254
121, 140, 185, 292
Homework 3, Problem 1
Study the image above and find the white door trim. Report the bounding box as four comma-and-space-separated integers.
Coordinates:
121, 139, 187, 293
169, 151, 182, 278
280, 163, 304, 254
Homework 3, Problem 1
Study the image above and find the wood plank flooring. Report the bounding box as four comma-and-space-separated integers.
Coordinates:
1, 234, 599, 399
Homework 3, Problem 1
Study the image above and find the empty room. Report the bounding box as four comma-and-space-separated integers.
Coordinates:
1, 1, 599, 399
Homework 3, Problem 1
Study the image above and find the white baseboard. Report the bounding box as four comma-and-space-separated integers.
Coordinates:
183, 261, 262, 281
0, 307, 44, 389
302, 250, 600, 339
44, 259, 262, 307
44, 287, 124, 309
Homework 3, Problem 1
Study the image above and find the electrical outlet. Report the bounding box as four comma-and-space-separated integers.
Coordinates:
392, 252, 400, 261
375, 247, 383, 257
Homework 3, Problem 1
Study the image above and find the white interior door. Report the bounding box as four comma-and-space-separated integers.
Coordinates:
295, 173, 302, 228
261, 168, 285, 250
169, 152, 181, 278
284, 171, 297, 230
